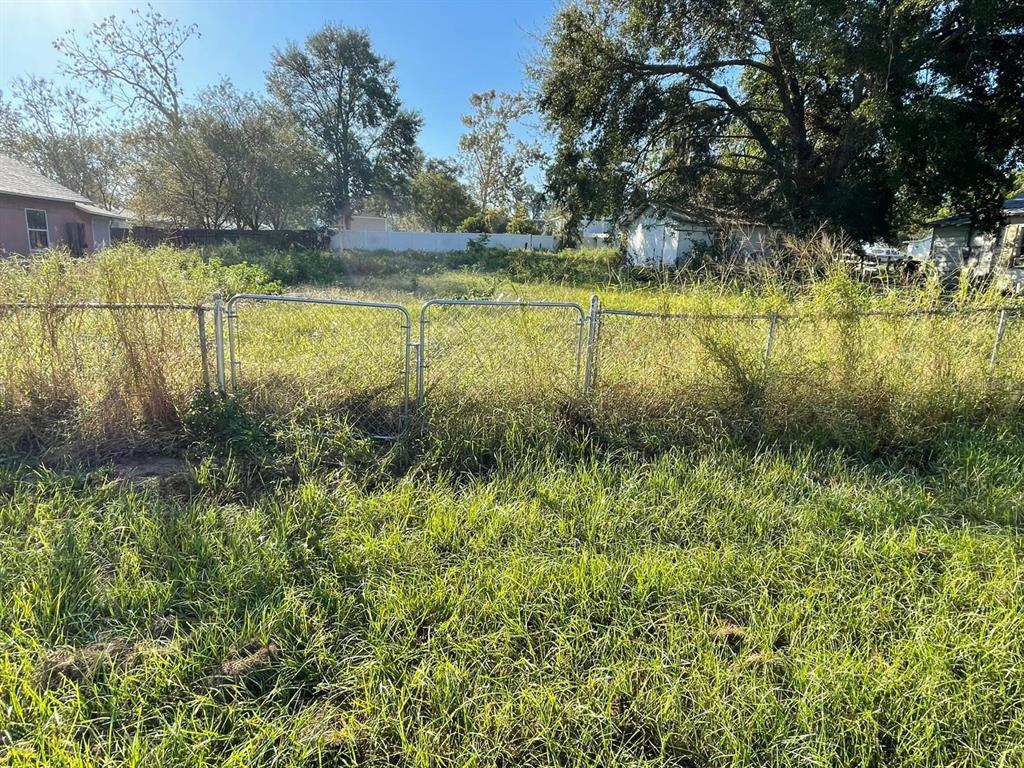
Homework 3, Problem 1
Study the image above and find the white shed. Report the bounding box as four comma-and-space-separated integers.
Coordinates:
624, 205, 773, 267
625, 207, 714, 267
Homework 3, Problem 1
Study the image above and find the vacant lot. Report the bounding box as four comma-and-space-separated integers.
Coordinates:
2, 244, 1024, 765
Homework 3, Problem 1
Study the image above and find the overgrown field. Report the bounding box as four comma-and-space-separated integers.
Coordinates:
1, 243, 1023, 458
2, 430, 1024, 766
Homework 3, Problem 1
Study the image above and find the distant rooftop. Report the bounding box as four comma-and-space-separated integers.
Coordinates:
0, 154, 91, 204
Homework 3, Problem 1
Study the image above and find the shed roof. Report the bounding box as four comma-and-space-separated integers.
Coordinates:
623, 203, 768, 229
0, 154, 91, 204
928, 192, 1024, 228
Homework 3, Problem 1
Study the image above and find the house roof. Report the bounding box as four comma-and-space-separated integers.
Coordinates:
928, 192, 1024, 228
0, 154, 91, 204
75, 202, 124, 219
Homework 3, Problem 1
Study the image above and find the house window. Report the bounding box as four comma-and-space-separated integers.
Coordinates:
25, 209, 49, 250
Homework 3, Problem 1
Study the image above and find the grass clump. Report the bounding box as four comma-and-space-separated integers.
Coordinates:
0, 244, 278, 459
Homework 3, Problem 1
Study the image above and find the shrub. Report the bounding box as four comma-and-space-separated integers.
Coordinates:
457, 210, 508, 233
506, 213, 541, 235
203, 241, 346, 286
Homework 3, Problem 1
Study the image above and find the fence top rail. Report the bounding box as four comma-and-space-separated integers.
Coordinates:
3, 296, 1017, 323
599, 305, 1021, 322
0, 301, 209, 311
421, 298, 586, 317
226, 293, 412, 321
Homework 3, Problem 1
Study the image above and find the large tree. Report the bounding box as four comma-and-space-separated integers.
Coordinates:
536, 0, 1024, 241
458, 90, 542, 226
200, 83, 319, 229
268, 26, 421, 225
411, 158, 475, 231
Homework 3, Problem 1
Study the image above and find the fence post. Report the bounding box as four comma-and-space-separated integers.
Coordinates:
989, 308, 1009, 376
196, 306, 210, 391
764, 313, 780, 366
416, 305, 429, 408
584, 294, 601, 396
213, 292, 226, 393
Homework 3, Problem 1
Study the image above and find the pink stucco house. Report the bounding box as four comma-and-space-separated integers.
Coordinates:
0, 155, 122, 257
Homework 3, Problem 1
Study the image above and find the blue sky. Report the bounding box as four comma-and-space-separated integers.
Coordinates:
0, 0, 556, 160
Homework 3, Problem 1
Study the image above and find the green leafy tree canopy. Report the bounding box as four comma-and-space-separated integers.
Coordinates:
268, 25, 422, 225
536, 0, 1024, 241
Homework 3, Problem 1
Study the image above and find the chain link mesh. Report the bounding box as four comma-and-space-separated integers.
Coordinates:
228, 298, 410, 437
0, 305, 210, 449
594, 311, 772, 422
420, 302, 586, 419
768, 311, 1009, 416
2, 298, 1021, 449
593, 307, 1023, 433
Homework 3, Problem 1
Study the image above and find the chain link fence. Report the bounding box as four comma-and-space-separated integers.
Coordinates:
418, 300, 586, 423
2, 294, 1022, 450
226, 295, 412, 438
0, 302, 211, 451
589, 304, 1023, 438
592, 309, 774, 426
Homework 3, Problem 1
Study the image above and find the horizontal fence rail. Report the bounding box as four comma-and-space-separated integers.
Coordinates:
2, 295, 1022, 448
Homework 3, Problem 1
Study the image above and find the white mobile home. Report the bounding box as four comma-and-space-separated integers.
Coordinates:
917, 193, 1024, 287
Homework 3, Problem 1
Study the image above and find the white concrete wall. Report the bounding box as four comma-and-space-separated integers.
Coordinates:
330, 230, 557, 253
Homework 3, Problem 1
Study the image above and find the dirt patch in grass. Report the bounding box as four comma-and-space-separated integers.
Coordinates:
108, 454, 192, 494
204, 640, 280, 690
38, 639, 135, 689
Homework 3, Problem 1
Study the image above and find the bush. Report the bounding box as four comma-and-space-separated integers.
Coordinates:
457, 210, 508, 233
203, 241, 346, 286
506, 213, 541, 235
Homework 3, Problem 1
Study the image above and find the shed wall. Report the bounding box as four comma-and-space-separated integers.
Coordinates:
929, 225, 971, 277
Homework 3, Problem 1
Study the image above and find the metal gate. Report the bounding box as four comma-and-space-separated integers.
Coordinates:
417, 299, 587, 412
225, 294, 413, 438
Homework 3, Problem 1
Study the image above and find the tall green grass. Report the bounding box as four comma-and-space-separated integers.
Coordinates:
0, 245, 277, 458
1, 432, 1023, 765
